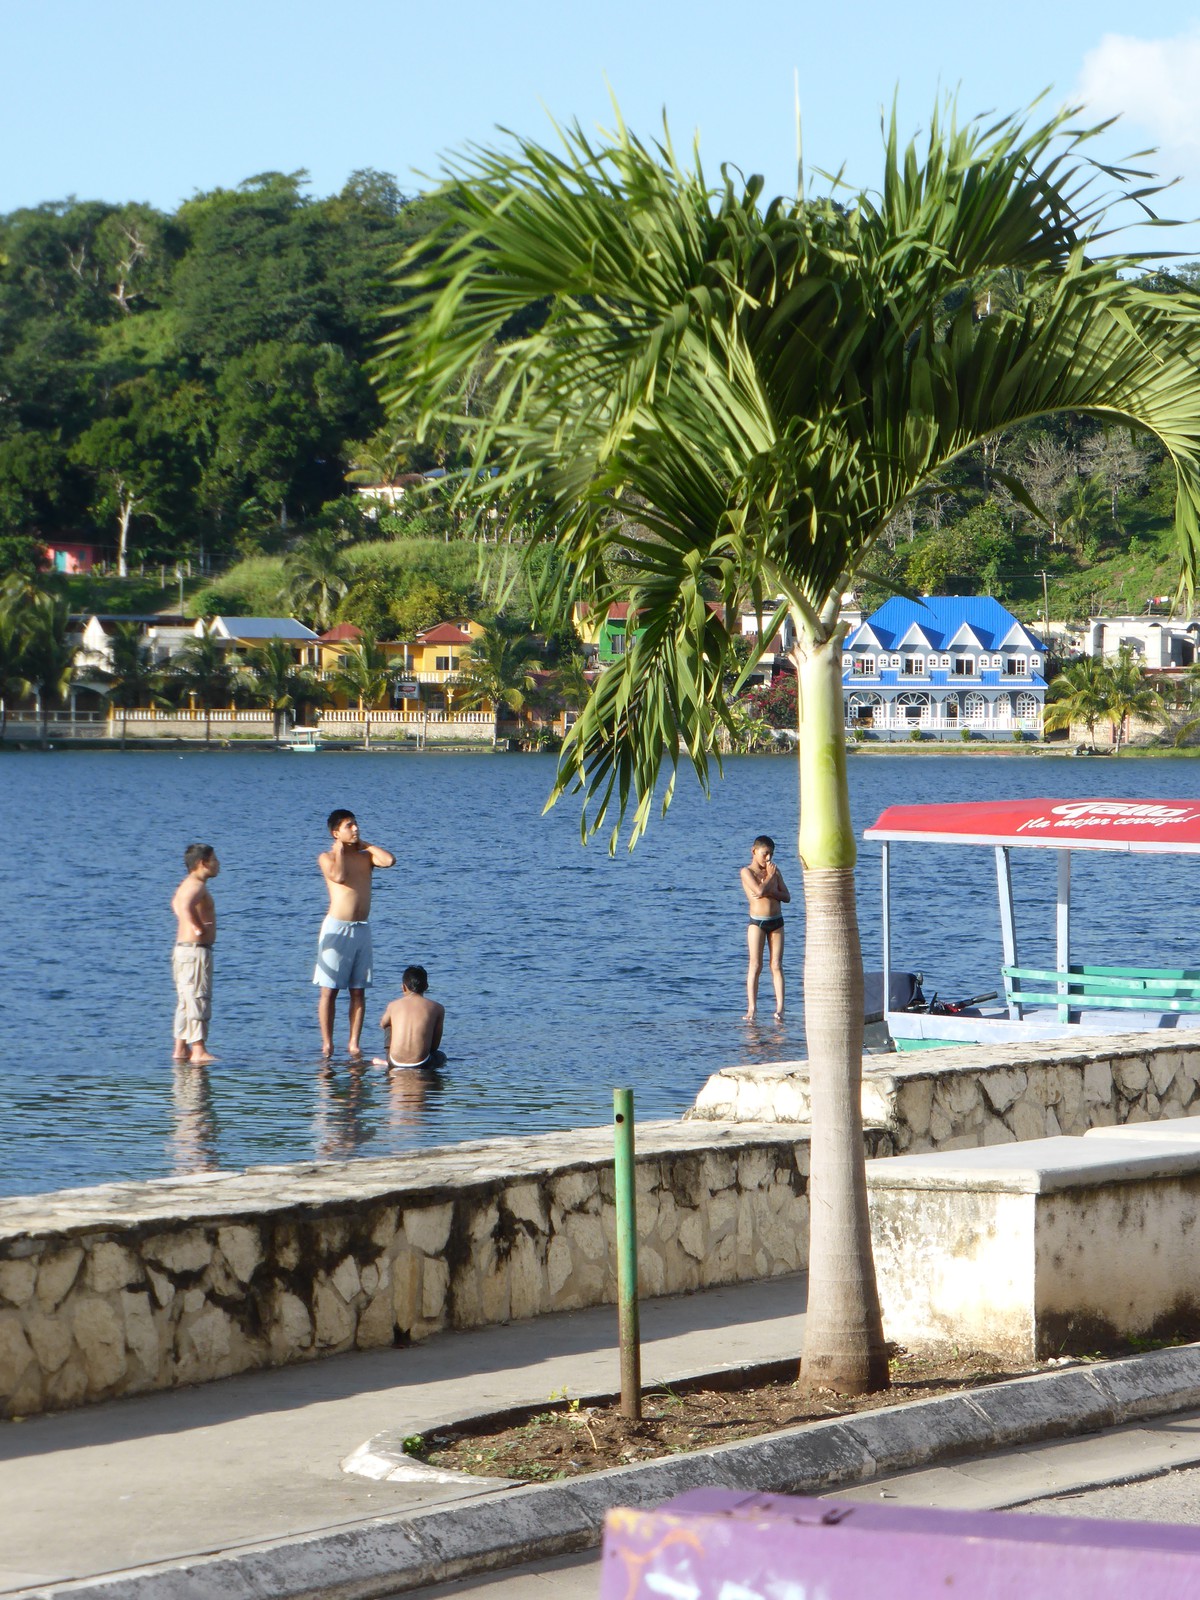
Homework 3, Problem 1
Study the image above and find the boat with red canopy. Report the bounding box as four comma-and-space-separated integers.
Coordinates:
864, 799, 1200, 1050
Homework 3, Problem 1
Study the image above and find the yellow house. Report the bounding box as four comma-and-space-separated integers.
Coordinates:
395, 619, 488, 716
307, 624, 412, 709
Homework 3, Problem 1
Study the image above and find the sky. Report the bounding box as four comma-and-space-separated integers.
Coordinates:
7, 0, 1200, 259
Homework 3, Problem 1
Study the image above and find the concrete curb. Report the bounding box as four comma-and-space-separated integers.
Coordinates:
18, 1344, 1200, 1600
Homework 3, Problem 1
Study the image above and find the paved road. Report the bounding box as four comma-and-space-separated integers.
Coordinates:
396, 1408, 1200, 1598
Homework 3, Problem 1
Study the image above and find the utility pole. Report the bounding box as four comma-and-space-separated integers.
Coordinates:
1036, 570, 1050, 631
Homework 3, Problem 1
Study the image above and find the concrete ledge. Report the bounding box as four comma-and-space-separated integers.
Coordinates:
866, 1136, 1200, 1357
689, 1034, 1200, 1152
18, 1345, 1200, 1600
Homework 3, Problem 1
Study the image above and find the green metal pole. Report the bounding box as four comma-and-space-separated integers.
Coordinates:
613, 1087, 641, 1420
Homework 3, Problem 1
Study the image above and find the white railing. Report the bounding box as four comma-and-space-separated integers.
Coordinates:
319, 709, 493, 725
846, 715, 1042, 735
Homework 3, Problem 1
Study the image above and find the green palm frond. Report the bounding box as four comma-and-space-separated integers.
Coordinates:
379, 102, 1200, 845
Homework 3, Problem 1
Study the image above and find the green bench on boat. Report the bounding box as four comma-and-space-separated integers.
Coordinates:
1002, 964, 1200, 1016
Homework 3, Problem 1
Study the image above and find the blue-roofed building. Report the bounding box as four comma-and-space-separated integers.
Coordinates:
843, 597, 1047, 740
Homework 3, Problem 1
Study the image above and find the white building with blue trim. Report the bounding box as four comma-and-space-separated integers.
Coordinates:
843, 597, 1047, 740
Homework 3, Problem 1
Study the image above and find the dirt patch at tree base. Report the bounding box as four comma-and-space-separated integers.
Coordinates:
409, 1348, 1064, 1483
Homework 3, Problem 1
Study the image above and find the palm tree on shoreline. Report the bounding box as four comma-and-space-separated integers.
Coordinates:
1043, 657, 1113, 751
456, 625, 543, 724
21, 589, 77, 745
381, 105, 1200, 1394
331, 633, 394, 748
0, 582, 31, 740
241, 638, 325, 741
103, 622, 170, 748
1105, 647, 1169, 753
171, 633, 240, 748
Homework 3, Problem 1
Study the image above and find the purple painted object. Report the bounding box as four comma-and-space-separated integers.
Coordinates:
598, 1488, 1200, 1599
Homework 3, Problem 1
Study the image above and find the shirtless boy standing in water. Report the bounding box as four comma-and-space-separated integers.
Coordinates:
373, 965, 445, 1069
171, 843, 220, 1064
314, 809, 395, 1058
740, 834, 791, 1021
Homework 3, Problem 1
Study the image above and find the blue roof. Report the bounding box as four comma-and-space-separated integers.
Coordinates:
847, 597, 1045, 654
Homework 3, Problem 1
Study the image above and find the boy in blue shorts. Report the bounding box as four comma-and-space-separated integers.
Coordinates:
314, 808, 396, 1057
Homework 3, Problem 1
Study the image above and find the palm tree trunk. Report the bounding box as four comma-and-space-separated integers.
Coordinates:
793, 624, 889, 1396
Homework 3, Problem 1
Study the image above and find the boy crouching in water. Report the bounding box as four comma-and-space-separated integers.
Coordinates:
373, 966, 445, 1068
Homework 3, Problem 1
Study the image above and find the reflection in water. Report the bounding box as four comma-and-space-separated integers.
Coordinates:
313, 1062, 376, 1159
171, 1064, 218, 1173
387, 1062, 444, 1132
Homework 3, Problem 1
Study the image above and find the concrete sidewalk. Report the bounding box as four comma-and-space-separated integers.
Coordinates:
0, 1272, 810, 1594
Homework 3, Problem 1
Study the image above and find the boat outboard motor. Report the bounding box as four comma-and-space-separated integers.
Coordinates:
862, 969, 925, 1022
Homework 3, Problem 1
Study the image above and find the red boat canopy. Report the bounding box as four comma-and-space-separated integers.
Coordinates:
865, 799, 1200, 854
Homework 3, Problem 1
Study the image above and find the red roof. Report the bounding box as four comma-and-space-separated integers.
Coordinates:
419, 623, 474, 645
866, 799, 1200, 854
320, 624, 363, 642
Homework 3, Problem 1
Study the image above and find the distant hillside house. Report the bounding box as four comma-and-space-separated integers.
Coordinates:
843, 597, 1046, 739
41, 541, 97, 574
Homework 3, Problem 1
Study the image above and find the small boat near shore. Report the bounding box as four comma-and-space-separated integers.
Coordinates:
279, 725, 322, 752
866, 798, 1200, 1050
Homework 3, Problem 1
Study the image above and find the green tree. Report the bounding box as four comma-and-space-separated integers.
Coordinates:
20, 586, 76, 742
284, 528, 351, 630
1104, 646, 1169, 752
549, 653, 593, 713
241, 637, 325, 739
331, 633, 394, 748
0, 580, 32, 737
382, 106, 1200, 1394
171, 633, 240, 747
101, 621, 170, 747
1043, 656, 1117, 750
455, 625, 542, 716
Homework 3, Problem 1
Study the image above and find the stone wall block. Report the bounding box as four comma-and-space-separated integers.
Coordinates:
402, 1203, 454, 1256
1044, 1107, 1062, 1138
391, 1249, 423, 1334
1023, 1066, 1057, 1107
274, 1223, 301, 1271
687, 1074, 738, 1119
360, 1261, 380, 1297
25, 1309, 73, 1373
634, 1160, 661, 1197
563, 1210, 606, 1264
330, 1255, 361, 1304
638, 1246, 666, 1298
143, 1230, 210, 1278
702, 1232, 737, 1287
662, 1247, 701, 1295
312, 1277, 356, 1348
314, 1217, 351, 1259
216, 1225, 263, 1285
182, 1287, 206, 1315
1056, 1069, 1085, 1130
705, 1191, 739, 1243
1160, 1095, 1187, 1122
980, 1068, 1027, 1116
678, 1211, 705, 1261
369, 1206, 399, 1249
72, 1296, 127, 1393
271, 1290, 313, 1357
86, 1241, 140, 1296
421, 1257, 450, 1322
176, 1304, 233, 1378
469, 1201, 501, 1245
928, 1104, 954, 1146
553, 1171, 598, 1212
895, 1078, 934, 1140
940, 1074, 982, 1119
1090, 1103, 1118, 1128
0, 1310, 38, 1410
1150, 1053, 1180, 1097
654, 1190, 679, 1243
44, 1358, 86, 1410
479, 1256, 511, 1326
356, 1265, 395, 1350
736, 1148, 772, 1193
546, 1235, 572, 1298
1083, 1061, 1114, 1104
1114, 1057, 1152, 1100
597, 1168, 616, 1204
981, 1114, 1017, 1146
667, 1156, 704, 1210
509, 1234, 545, 1321
504, 1182, 548, 1230
36, 1246, 84, 1310
121, 1291, 162, 1379
145, 1265, 175, 1309
0, 1258, 37, 1308
1007, 1099, 1046, 1144
1126, 1104, 1152, 1125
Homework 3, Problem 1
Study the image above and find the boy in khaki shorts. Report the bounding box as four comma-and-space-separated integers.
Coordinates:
171, 843, 220, 1064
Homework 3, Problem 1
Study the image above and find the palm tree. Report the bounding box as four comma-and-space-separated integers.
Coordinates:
21, 589, 77, 744
380, 106, 1200, 1394
549, 653, 593, 714
1105, 647, 1168, 753
171, 633, 240, 747
456, 626, 543, 725
331, 633, 394, 748
1043, 657, 1114, 751
283, 529, 350, 632
102, 622, 171, 748
0, 581, 32, 740
241, 638, 325, 740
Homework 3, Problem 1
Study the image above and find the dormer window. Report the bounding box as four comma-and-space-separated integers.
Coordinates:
1005, 656, 1027, 676
902, 655, 924, 675
953, 656, 975, 676
852, 656, 875, 675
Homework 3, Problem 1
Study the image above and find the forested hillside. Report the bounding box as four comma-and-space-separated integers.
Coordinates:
2, 169, 1198, 628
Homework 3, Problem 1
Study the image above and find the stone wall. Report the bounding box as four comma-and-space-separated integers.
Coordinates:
688, 1033, 1200, 1153
0, 1121, 889, 1418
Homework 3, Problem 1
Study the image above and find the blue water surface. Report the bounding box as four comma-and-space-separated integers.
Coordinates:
1, 748, 1197, 1196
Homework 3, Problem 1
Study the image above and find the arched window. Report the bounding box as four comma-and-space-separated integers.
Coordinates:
897, 690, 930, 723
848, 692, 882, 726
964, 692, 986, 722
942, 694, 959, 720
1016, 692, 1039, 722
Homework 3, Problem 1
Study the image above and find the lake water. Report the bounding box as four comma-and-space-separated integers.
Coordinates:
2, 749, 1198, 1198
